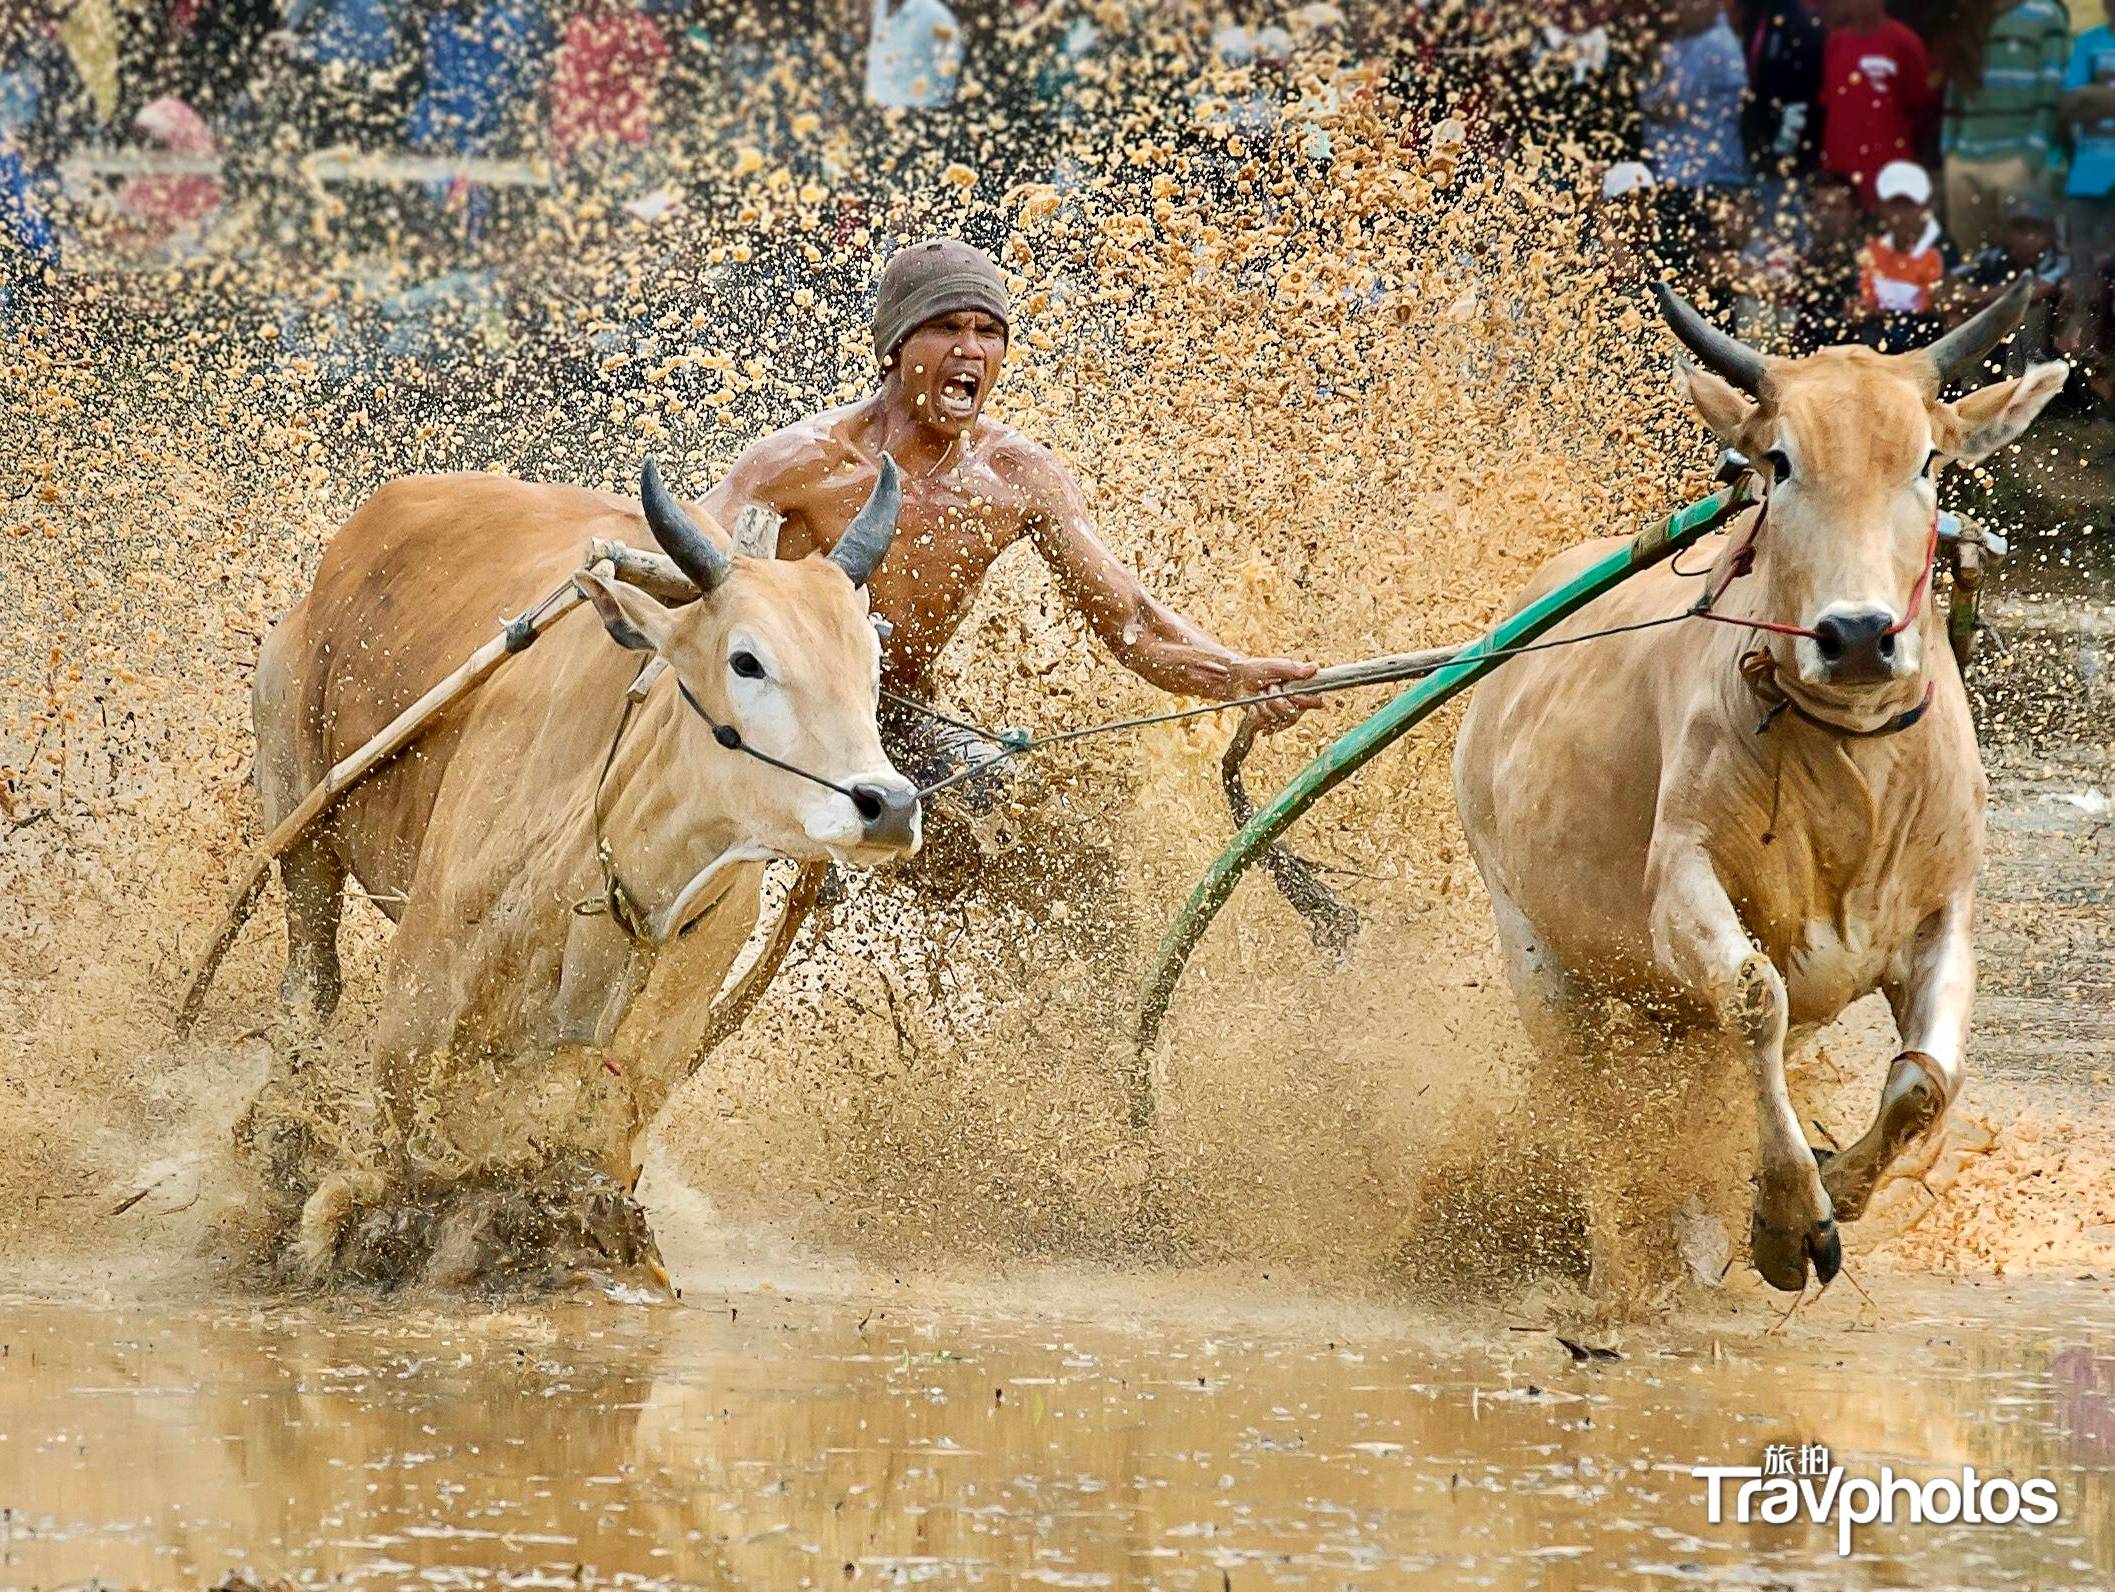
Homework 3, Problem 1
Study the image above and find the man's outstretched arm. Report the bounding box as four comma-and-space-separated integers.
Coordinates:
1018, 442, 1318, 730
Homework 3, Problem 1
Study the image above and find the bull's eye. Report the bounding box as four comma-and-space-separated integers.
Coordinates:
1764, 448, 1793, 482
729, 650, 766, 680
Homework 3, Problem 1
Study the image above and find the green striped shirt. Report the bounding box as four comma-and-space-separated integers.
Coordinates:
1944, 0, 2072, 162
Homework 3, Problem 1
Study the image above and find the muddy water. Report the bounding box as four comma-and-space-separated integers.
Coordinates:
12, 594, 2115, 1590
0, 1276, 2110, 1589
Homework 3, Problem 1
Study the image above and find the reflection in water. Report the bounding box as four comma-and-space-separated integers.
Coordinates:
0, 1278, 2110, 1588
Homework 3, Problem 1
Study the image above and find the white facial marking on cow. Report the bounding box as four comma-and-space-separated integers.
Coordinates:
722, 627, 800, 759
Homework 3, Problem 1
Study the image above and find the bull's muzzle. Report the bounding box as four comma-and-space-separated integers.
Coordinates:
1811, 605, 1903, 685
850, 778, 922, 853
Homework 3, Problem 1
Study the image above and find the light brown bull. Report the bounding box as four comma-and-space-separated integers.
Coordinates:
248, 461, 917, 1283
1453, 281, 2065, 1293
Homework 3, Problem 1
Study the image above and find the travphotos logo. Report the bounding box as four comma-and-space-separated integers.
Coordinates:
1693, 1444, 2060, 1556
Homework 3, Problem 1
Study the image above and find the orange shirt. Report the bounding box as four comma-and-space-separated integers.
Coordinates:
1858, 235, 1945, 314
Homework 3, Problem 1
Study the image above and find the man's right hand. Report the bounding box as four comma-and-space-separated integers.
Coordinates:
1228, 655, 1322, 733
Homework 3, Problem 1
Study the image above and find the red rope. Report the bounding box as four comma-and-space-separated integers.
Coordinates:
1691, 500, 1940, 642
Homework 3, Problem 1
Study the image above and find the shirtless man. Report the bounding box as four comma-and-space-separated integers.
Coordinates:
696, 237, 1319, 785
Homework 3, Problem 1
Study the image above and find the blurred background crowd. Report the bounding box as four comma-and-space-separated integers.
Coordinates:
1, 0, 2111, 422
1577, 0, 2115, 413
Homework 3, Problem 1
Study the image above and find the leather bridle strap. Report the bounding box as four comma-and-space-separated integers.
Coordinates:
576, 663, 887, 943
673, 678, 877, 815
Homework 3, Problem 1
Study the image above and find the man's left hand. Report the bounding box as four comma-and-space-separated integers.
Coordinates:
1231, 656, 1322, 732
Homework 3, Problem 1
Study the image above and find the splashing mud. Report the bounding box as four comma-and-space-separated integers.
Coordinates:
0, 8, 2110, 1315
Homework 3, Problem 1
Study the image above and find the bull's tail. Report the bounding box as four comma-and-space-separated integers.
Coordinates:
1219, 714, 1360, 962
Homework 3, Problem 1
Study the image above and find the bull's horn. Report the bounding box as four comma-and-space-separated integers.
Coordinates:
827, 454, 903, 588
1924, 275, 2032, 386
640, 459, 732, 594
1652, 280, 1768, 397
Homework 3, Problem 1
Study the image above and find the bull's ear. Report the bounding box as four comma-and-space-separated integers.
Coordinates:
1674, 357, 1757, 448
1934, 360, 2069, 463
574, 569, 676, 654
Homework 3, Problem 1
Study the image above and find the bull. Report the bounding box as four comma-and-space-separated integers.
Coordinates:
245, 460, 918, 1284
1452, 281, 2065, 1294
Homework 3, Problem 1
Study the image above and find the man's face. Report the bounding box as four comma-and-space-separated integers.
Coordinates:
893, 310, 1008, 435
1879, 195, 1925, 243
1810, 185, 1859, 242
2005, 218, 2055, 265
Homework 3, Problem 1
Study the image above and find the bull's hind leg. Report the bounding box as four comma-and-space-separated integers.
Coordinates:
1648, 836, 1839, 1292
278, 836, 347, 1025
1489, 888, 1586, 1061
1821, 896, 1972, 1221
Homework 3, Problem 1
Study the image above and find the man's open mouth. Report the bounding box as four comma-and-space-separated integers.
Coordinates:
936, 370, 980, 419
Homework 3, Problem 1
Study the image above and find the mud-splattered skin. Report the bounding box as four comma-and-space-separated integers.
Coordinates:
699, 311, 1318, 726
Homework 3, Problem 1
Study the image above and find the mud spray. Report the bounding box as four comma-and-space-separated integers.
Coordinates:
1, 5, 2109, 1308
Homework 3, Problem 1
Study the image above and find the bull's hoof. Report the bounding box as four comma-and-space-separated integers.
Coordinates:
278, 959, 343, 1031
1817, 1053, 1948, 1223
1750, 1208, 1841, 1293
1809, 1217, 1842, 1286
269, 1156, 670, 1296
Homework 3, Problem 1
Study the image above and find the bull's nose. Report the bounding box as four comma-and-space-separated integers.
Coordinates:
1813, 607, 1899, 683
851, 782, 921, 852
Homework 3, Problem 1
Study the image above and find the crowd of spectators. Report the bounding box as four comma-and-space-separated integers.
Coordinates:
1566, 0, 2115, 410
0, 0, 1026, 282
6, 0, 2115, 419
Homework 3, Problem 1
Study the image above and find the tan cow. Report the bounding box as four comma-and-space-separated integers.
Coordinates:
247, 461, 918, 1284
1453, 282, 2064, 1293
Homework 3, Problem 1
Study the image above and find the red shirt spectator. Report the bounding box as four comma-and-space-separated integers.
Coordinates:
1819, 0, 1934, 204
549, 1, 669, 166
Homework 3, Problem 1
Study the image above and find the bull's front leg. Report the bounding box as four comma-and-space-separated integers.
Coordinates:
1647, 836, 1841, 1291
1821, 894, 1972, 1221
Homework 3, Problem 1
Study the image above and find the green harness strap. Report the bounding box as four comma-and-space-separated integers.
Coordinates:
1128, 478, 1764, 1113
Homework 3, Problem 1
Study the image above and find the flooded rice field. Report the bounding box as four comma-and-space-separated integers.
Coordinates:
0, 1276, 2111, 1590
5, 23, 2115, 1583
1, 581, 2111, 1591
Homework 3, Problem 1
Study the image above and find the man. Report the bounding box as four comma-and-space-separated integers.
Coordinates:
1818, 0, 1935, 206
1854, 158, 1949, 350
1941, 0, 2070, 254
1738, 0, 1825, 195
1945, 187, 2068, 372
1639, 0, 1750, 270
2059, 0, 2115, 382
1784, 169, 1869, 348
1592, 160, 1659, 287
697, 237, 1319, 796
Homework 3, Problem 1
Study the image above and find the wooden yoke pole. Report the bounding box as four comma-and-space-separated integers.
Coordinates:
175, 569, 602, 1033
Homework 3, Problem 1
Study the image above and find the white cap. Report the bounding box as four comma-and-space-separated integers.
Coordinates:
1601, 161, 1656, 200
1874, 160, 1932, 205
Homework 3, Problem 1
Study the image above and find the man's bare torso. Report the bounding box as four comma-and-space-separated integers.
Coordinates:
700, 400, 1052, 692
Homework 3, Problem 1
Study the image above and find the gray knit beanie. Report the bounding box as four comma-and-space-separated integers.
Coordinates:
872, 238, 1011, 365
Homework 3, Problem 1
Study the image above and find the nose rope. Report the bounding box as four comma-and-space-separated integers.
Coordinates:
599, 484, 1953, 849
1689, 499, 1941, 642
673, 677, 877, 808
